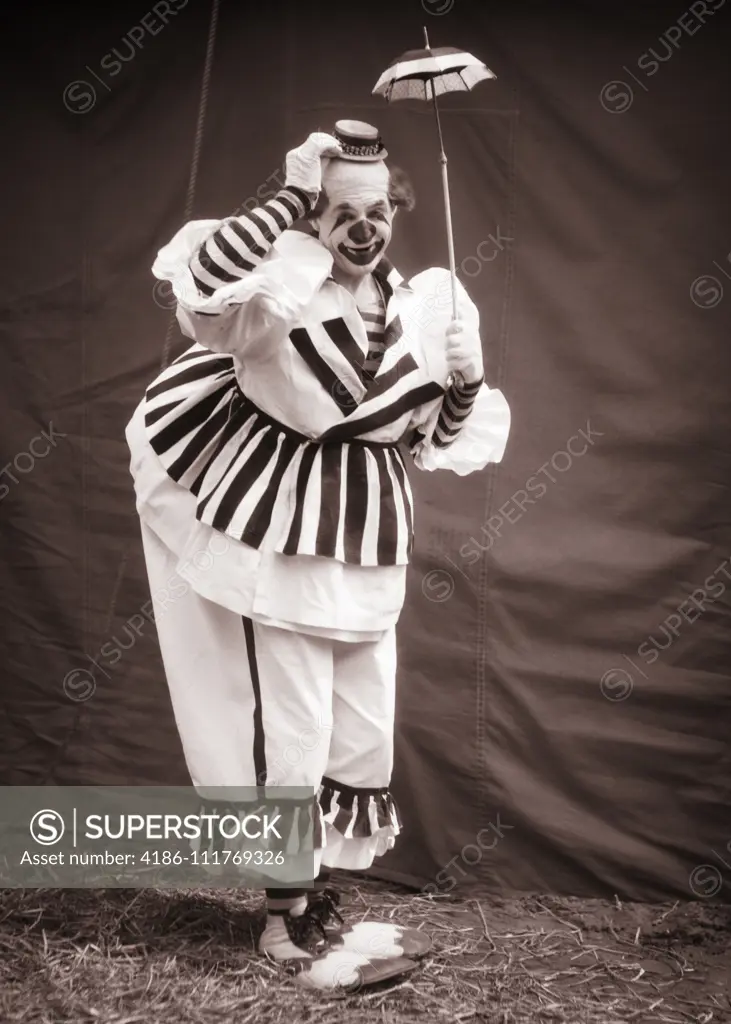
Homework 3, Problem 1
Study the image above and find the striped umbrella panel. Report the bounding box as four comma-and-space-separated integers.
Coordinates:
373, 48, 495, 99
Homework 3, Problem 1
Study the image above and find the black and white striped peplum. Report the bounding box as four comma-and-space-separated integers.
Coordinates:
144, 347, 422, 567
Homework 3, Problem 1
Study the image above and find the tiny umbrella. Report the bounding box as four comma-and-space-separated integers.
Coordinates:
372, 28, 496, 318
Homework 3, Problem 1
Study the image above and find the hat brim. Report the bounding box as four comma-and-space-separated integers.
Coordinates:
336, 148, 389, 162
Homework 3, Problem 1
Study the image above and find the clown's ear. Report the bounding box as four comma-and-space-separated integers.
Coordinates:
388, 166, 416, 212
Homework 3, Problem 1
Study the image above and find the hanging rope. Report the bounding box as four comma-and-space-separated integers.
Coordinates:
160, 0, 221, 372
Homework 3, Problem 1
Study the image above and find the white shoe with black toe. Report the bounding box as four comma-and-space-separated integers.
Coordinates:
259, 899, 418, 991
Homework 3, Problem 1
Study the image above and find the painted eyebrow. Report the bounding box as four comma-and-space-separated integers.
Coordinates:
333, 201, 389, 213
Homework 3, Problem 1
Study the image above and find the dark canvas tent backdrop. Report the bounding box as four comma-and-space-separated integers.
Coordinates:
2, 0, 730, 902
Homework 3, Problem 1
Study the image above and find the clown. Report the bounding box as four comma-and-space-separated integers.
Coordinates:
126, 121, 510, 990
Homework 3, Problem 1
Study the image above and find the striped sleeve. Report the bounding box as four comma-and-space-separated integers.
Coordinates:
189, 186, 315, 297
430, 375, 484, 449
407, 377, 511, 476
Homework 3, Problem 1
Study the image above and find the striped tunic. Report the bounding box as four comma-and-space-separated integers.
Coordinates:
142, 186, 493, 569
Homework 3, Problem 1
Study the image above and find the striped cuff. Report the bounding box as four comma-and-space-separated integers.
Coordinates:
270, 185, 316, 219
432, 375, 484, 449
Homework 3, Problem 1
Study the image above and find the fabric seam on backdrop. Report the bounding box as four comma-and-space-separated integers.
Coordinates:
477, 92, 519, 866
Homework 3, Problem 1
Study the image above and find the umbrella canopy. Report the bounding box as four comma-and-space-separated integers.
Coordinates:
372, 34, 496, 321
373, 46, 495, 101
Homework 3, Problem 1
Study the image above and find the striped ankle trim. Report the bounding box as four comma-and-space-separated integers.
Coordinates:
318, 777, 402, 840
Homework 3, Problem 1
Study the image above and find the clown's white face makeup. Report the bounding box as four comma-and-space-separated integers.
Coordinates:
313, 160, 395, 281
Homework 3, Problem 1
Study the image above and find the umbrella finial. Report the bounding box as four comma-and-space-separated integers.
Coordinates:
423, 25, 431, 50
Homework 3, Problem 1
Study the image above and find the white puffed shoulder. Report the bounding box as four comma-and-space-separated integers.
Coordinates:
152, 224, 333, 320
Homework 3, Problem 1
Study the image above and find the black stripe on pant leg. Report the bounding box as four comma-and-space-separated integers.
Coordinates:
242, 617, 267, 785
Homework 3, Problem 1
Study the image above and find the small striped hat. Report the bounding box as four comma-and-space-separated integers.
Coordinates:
332, 119, 388, 162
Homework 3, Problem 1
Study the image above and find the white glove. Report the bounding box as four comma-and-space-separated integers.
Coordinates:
445, 319, 484, 385
285, 132, 342, 195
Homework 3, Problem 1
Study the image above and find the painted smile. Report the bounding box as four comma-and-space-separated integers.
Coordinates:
338, 239, 385, 265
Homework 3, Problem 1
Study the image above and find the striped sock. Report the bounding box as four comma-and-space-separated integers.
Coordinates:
259, 895, 312, 961
266, 894, 307, 916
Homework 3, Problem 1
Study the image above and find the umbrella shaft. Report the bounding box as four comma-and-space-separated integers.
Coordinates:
440, 160, 458, 320
430, 80, 447, 157
429, 82, 457, 318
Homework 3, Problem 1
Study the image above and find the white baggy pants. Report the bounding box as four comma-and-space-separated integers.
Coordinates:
140, 520, 400, 870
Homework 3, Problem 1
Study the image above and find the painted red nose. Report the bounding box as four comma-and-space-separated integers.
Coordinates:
348, 220, 377, 245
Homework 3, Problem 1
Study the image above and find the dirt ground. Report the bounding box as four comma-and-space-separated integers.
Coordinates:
0, 877, 729, 1024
